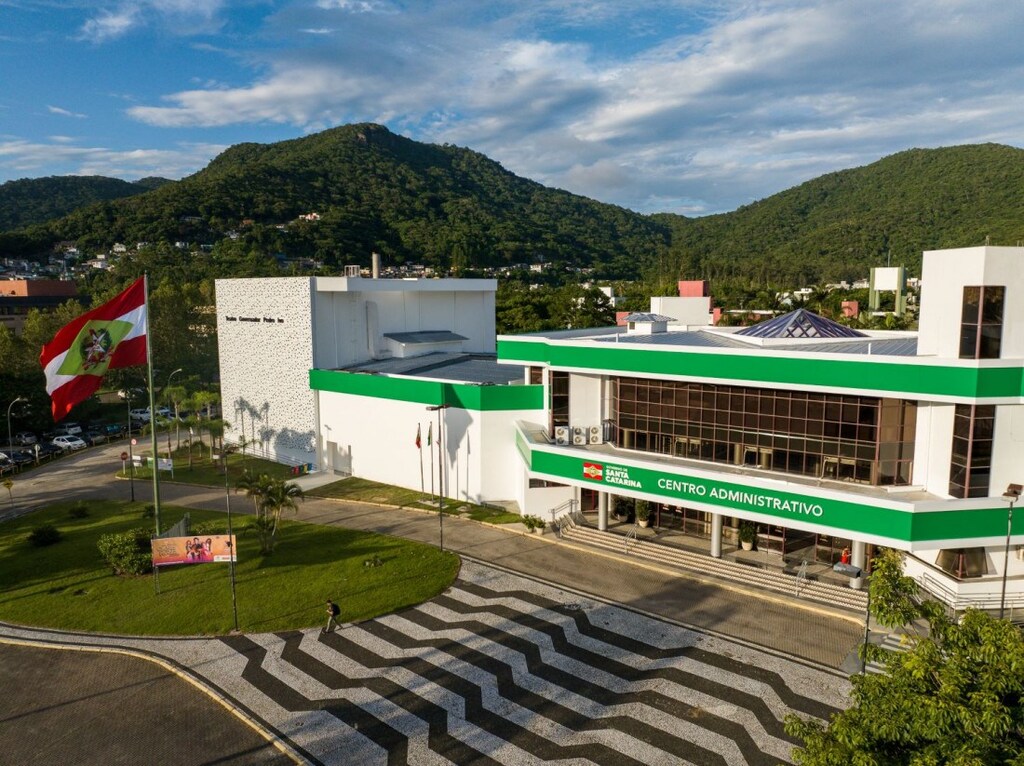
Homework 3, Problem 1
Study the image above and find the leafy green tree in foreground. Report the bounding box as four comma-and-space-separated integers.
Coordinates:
786, 549, 1024, 765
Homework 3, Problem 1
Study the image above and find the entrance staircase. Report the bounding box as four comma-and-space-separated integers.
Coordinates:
555, 513, 869, 613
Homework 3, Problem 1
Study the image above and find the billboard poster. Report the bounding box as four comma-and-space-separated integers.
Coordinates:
151, 535, 237, 567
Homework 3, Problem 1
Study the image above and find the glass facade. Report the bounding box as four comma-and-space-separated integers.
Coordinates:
949, 404, 995, 498
960, 285, 1004, 359
550, 370, 569, 433
611, 377, 916, 486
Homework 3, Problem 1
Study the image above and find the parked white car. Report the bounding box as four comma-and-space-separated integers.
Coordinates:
52, 435, 87, 451
129, 407, 172, 423
53, 422, 83, 436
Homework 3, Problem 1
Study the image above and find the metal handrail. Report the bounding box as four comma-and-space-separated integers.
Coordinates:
919, 570, 1024, 612
550, 498, 579, 538
624, 524, 639, 553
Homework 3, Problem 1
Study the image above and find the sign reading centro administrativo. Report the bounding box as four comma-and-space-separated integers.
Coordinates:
581, 459, 824, 519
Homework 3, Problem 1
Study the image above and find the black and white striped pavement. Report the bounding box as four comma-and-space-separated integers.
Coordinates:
214, 562, 849, 765
1, 561, 851, 765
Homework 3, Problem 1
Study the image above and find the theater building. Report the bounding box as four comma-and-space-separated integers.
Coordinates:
217, 246, 1024, 613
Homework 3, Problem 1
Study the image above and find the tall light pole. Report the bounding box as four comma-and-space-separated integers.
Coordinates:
6, 397, 26, 452
1000, 483, 1021, 620
426, 403, 449, 552
164, 368, 182, 474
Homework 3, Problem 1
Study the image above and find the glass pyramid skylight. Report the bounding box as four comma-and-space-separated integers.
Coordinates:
735, 308, 867, 339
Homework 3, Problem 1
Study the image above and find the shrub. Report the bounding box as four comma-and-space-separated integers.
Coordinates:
635, 500, 650, 522
67, 503, 89, 519
97, 528, 153, 576
28, 524, 62, 547
521, 514, 545, 531
140, 504, 155, 519
613, 497, 633, 519
738, 521, 757, 544
192, 521, 227, 535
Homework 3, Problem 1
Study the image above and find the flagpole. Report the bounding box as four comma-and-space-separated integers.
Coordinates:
418, 423, 424, 493
144, 273, 161, 536
429, 426, 435, 500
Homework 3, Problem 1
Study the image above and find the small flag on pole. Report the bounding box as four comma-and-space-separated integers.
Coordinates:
40, 277, 147, 421
427, 422, 433, 446
415, 423, 421, 449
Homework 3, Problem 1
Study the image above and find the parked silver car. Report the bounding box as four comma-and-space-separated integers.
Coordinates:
52, 435, 87, 451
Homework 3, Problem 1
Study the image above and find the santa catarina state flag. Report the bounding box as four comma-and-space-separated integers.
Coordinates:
40, 277, 147, 421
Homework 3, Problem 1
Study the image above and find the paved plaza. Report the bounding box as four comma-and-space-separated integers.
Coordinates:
1, 560, 850, 766
1, 446, 860, 764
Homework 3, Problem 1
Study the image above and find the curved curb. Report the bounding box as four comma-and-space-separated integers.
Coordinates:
0, 635, 313, 766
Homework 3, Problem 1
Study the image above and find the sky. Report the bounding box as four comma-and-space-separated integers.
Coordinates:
2, 1, 1024, 216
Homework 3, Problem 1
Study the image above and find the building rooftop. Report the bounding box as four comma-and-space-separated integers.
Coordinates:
588, 329, 918, 356
343, 353, 525, 385
383, 330, 467, 345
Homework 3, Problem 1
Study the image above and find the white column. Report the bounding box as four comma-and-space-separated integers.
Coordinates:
597, 492, 609, 531
710, 513, 723, 558
851, 540, 867, 590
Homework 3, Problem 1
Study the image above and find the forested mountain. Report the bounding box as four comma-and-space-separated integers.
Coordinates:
2, 128, 1024, 284
0, 124, 667, 279
660, 143, 1024, 283
0, 175, 169, 231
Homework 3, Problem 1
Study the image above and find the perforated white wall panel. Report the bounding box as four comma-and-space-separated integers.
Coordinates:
215, 278, 317, 466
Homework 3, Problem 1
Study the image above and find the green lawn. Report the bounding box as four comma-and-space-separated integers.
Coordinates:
123, 447, 296, 485
308, 477, 523, 524
0, 499, 459, 636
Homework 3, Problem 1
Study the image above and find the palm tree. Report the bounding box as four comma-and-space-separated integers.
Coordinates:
264, 478, 305, 538
237, 474, 304, 553
235, 472, 272, 517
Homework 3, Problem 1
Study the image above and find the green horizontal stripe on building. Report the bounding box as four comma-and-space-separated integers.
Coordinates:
309, 368, 545, 411
497, 339, 1024, 400
526, 448, 1016, 545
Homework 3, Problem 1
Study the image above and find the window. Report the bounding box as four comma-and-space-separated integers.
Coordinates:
949, 404, 995, 498
960, 286, 1004, 359
610, 377, 915, 486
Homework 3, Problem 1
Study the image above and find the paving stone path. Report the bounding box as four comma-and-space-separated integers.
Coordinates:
3, 561, 850, 765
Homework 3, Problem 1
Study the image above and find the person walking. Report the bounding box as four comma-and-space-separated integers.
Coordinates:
324, 599, 340, 633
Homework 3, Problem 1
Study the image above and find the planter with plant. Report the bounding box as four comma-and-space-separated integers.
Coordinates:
635, 500, 651, 528
522, 514, 546, 534
613, 497, 633, 522
738, 521, 757, 551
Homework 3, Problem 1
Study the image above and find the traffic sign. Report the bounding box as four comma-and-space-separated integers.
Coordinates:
120, 451, 129, 461
131, 438, 137, 446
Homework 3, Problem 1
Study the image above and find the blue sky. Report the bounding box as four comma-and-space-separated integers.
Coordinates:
2, 1, 1024, 215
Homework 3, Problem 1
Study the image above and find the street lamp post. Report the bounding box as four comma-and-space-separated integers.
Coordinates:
164, 369, 183, 472
1000, 483, 1021, 620
426, 404, 449, 552
6, 396, 26, 452
833, 560, 872, 673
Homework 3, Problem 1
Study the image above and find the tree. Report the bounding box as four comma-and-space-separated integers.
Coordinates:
786, 549, 1024, 765
235, 473, 303, 553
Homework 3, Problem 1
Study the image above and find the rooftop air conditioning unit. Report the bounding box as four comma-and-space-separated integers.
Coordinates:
572, 427, 587, 446
554, 426, 570, 445
588, 426, 602, 444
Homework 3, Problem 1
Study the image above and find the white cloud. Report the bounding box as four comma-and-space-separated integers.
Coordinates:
0, 138, 226, 180
79, 6, 140, 43
78, 0, 226, 43
47, 105, 88, 119
114, 0, 1024, 212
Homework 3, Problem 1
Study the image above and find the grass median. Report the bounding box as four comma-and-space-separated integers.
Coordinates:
0, 499, 459, 636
